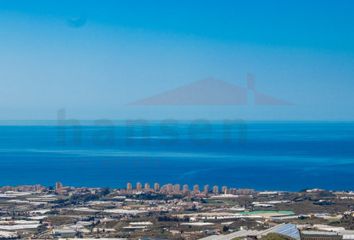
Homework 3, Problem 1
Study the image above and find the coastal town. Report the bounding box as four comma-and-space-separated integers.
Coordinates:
0, 183, 353, 240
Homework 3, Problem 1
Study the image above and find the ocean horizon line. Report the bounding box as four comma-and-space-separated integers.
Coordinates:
0, 119, 354, 126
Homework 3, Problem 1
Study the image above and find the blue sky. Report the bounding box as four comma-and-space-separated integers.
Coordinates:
0, 0, 354, 120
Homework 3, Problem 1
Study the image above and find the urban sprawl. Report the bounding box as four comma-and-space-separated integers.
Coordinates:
0, 182, 354, 240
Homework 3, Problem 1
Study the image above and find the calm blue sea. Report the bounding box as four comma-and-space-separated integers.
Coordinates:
0, 122, 354, 191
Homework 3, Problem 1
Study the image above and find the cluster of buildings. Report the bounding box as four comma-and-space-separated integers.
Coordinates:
200, 223, 354, 240
125, 182, 255, 196
0, 183, 353, 239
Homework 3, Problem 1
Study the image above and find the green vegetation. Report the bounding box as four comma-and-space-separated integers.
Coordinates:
261, 233, 295, 240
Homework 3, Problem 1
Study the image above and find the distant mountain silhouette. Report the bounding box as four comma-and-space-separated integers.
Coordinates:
130, 78, 291, 106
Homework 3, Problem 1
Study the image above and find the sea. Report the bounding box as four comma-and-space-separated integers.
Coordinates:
0, 121, 354, 191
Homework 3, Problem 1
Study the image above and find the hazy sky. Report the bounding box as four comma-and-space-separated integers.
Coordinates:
0, 0, 354, 120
